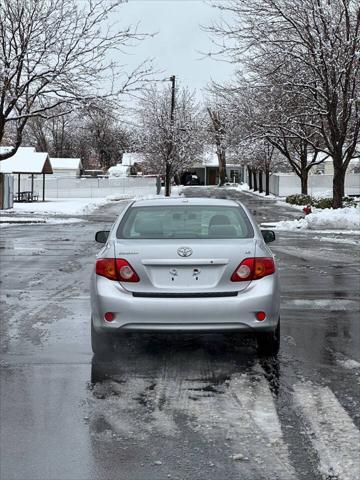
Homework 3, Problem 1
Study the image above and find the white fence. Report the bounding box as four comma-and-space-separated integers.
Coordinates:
15, 176, 157, 199
268, 173, 360, 197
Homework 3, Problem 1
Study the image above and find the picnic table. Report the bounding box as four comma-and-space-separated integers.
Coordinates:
14, 191, 39, 202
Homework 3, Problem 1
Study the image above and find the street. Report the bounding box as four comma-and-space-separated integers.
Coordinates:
1, 188, 359, 480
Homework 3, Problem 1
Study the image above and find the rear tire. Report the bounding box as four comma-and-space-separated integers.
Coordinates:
257, 319, 280, 357
91, 320, 114, 356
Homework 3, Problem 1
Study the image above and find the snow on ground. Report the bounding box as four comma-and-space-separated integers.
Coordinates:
0, 187, 184, 223
313, 235, 360, 245
267, 207, 360, 232
294, 382, 360, 480
336, 357, 360, 371
4, 197, 110, 216
225, 182, 250, 192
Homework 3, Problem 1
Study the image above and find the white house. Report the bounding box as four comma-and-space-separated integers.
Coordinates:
50, 157, 82, 177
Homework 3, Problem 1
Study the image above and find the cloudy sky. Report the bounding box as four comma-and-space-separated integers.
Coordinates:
118, 0, 235, 96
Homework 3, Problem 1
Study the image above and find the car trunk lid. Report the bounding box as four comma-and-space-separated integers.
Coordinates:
114, 239, 256, 294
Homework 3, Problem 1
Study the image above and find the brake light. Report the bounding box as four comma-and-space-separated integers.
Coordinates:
96, 258, 117, 281
231, 257, 275, 282
116, 259, 140, 282
96, 258, 139, 282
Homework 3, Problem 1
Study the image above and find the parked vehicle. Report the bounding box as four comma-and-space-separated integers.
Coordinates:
91, 198, 280, 356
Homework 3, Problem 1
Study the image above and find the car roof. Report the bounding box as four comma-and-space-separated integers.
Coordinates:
132, 197, 243, 208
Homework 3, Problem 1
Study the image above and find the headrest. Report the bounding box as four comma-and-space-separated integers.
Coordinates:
134, 217, 163, 236
209, 214, 231, 227
209, 225, 237, 238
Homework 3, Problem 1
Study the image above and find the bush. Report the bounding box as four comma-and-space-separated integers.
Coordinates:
343, 196, 356, 207
286, 194, 356, 209
285, 194, 313, 205
312, 198, 333, 209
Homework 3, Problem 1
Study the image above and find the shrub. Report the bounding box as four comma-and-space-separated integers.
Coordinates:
285, 194, 313, 205
343, 196, 356, 207
286, 194, 356, 208
312, 198, 333, 209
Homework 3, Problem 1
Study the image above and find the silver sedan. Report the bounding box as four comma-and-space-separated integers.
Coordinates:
90, 197, 280, 355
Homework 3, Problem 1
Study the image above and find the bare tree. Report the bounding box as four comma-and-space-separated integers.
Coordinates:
206, 107, 228, 186
24, 101, 131, 169
137, 84, 204, 188
0, 0, 153, 160
208, 0, 360, 207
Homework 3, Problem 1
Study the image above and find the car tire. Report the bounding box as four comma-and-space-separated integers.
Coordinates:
257, 318, 280, 356
91, 320, 114, 356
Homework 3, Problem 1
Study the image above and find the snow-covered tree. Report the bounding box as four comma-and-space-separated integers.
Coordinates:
206, 106, 228, 186
0, 0, 153, 160
208, 0, 360, 207
24, 101, 131, 168
137, 84, 204, 194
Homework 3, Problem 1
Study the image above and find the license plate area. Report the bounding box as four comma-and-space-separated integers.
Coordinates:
146, 265, 224, 289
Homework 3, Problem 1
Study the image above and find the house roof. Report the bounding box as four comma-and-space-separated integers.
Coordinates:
50, 158, 82, 170
0, 147, 53, 174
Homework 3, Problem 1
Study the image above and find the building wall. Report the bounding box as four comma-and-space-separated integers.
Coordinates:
52, 168, 80, 177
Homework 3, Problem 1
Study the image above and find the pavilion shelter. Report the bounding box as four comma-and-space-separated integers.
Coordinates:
0, 147, 53, 201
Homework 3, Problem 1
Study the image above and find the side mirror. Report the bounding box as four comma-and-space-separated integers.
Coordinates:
261, 230, 276, 243
95, 231, 110, 243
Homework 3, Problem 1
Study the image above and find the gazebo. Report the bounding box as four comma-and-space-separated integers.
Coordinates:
0, 147, 53, 202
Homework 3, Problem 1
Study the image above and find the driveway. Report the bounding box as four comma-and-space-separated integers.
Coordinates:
1, 189, 359, 480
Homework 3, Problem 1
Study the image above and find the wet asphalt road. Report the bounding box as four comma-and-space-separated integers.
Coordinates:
0, 187, 359, 480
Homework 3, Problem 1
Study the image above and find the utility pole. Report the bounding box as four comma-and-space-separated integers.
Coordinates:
165, 75, 176, 197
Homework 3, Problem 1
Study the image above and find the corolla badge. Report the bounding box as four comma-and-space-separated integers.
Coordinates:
177, 246, 193, 257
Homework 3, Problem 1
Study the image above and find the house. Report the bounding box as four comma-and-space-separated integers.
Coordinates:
188, 151, 242, 185
50, 157, 82, 177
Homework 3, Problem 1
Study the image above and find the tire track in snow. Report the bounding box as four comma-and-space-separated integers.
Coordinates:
293, 382, 360, 480
146, 357, 298, 479
89, 353, 298, 478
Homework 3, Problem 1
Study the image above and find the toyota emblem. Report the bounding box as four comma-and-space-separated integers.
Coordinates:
177, 247, 193, 257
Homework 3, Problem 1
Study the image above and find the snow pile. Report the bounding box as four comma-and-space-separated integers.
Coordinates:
272, 207, 360, 231
2, 189, 184, 222
107, 163, 130, 177
6, 197, 110, 216
226, 182, 250, 192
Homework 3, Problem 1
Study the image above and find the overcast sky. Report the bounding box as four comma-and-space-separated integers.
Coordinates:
118, 0, 235, 96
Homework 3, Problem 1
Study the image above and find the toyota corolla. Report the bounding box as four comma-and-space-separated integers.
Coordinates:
90, 197, 280, 355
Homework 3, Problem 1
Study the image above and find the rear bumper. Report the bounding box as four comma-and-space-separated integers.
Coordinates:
90, 274, 280, 334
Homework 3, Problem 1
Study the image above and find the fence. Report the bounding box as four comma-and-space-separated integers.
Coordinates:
267, 173, 360, 197
15, 176, 157, 199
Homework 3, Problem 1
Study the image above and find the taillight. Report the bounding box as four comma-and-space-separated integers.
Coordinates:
231, 257, 275, 282
116, 258, 139, 282
96, 258, 117, 281
96, 258, 139, 282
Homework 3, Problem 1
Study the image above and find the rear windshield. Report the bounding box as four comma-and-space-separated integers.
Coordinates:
116, 205, 254, 239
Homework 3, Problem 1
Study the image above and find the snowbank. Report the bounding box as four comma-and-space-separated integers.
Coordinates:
225, 183, 250, 191
1, 187, 184, 220
5, 197, 110, 216
270, 207, 360, 231
107, 164, 130, 177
